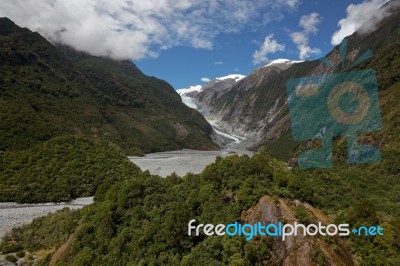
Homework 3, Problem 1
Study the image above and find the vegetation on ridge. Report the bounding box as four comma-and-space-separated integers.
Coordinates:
0, 135, 140, 203
1, 151, 400, 265
0, 17, 218, 155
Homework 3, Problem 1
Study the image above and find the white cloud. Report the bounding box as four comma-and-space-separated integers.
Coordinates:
201, 77, 211, 82
191, 38, 213, 49
252, 34, 285, 65
214, 61, 223, 65
290, 13, 321, 60
331, 0, 391, 45
299, 12, 321, 34
284, 0, 299, 9
0, 0, 299, 60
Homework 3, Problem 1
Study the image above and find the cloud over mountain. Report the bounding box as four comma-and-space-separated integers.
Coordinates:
0, 0, 298, 60
331, 0, 391, 45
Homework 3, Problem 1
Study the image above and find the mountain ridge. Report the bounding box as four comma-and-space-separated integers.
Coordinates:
176, 1, 400, 158
177, 58, 307, 148
0, 17, 219, 154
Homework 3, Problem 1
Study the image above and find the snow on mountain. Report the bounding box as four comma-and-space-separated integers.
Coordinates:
176, 73, 248, 147
176, 85, 202, 96
177, 74, 245, 97
264, 58, 304, 68
180, 96, 198, 109
215, 74, 246, 82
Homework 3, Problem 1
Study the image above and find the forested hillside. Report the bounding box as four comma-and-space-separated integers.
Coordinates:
0, 136, 140, 203
0, 17, 218, 155
1, 152, 399, 265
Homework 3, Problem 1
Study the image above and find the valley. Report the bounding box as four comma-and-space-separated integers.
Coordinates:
0, 0, 400, 265
0, 148, 254, 243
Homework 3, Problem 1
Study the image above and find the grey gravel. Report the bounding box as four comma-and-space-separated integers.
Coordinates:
0, 197, 93, 241
129, 149, 253, 177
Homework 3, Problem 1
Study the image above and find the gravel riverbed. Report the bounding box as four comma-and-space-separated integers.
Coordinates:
129, 149, 253, 177
0, 197, 93, 241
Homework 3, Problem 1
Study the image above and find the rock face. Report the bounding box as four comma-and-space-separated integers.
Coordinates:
241, 196, 356, 266
178, 61, 305, 148
211, 60, 304, 143
177, 75, 249, 148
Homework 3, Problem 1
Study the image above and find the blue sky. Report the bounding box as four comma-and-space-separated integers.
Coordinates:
1, 0, 387, 90
134, 0, 377, 89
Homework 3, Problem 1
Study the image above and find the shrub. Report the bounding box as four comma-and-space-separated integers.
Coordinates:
16, 250, 25, 258
5, 254, 17, 263
295, 208, 314, 225
1, 244, 22, 254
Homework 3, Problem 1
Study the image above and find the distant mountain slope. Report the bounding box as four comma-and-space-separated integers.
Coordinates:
177, 60, 304, 148
262, 0, 400, 160
208, 59, 306, 142
177, 74, 248, 147
0, 17, 218, 154
179, 0, 400, 159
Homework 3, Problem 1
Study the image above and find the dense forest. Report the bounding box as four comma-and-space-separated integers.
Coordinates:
0, 135, 140, 203
1, 151, 399, 265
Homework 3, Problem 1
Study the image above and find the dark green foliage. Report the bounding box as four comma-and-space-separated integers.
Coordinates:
255, 5, 400, 153
16, 250, 25, 258
0, 135, 140, 203
3, 146, 400, 264
1, 244, 22, 254
0, 18, 218, 155
294, 208, 314, 225
312, 247, 326, 266
286, 81, 400, 215
5, 254, 17, 263
1, 208, 80, 254
264, 132, 299, 161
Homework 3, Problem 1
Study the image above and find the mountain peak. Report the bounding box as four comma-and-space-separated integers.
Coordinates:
263, 58, 304, 68
176, 85, 202, 96
177, 74, 245, 96
215, 74, 246, 82
0, 17, 29, 36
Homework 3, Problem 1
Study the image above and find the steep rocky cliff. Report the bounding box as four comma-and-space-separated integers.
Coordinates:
242, 195, 356, 266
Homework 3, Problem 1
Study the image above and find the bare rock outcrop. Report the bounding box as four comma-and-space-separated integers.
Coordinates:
241, 196, 356, 266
